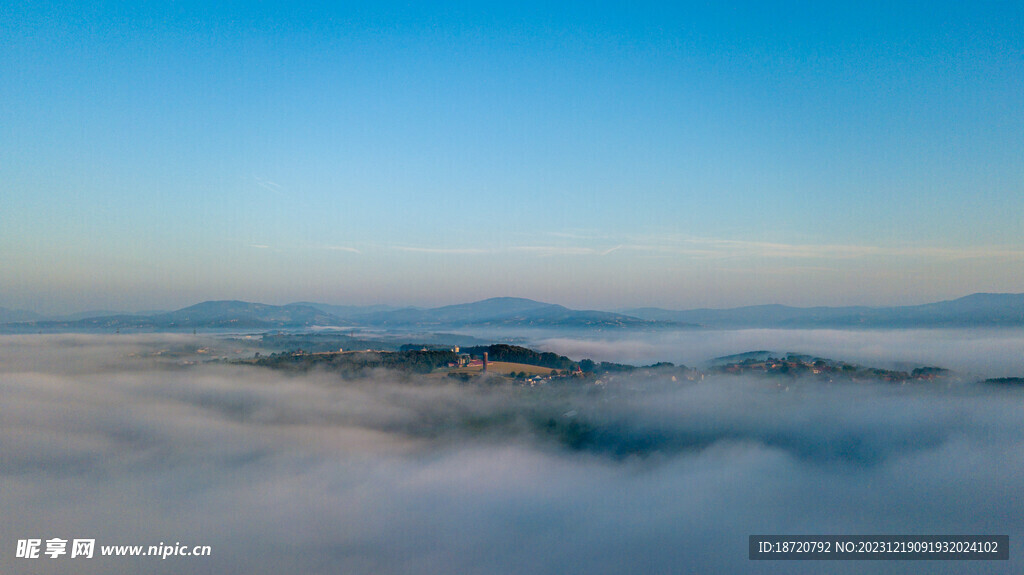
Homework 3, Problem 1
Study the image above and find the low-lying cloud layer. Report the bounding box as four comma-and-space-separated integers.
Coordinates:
534, 327, 1024, 378
2, 334, 1023, 574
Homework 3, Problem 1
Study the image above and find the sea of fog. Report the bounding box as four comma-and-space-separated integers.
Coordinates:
2, 331, 1023, 574
513, 327, 1024, 378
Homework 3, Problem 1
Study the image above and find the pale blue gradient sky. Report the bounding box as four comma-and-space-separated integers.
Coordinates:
2, 1, 1022, 313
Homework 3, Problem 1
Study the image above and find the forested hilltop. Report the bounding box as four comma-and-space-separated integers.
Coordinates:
235, 340, 982, 386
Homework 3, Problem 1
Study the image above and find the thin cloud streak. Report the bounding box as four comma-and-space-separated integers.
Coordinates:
392, 246, 490, 255
378, 236, 1024, 263
617, 235, 1024, 261
252, 176, 291, 201
244, 243, 361, 254
509, 246, 604, 256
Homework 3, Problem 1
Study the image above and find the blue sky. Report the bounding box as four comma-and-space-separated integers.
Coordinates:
2, 1, 1022, 313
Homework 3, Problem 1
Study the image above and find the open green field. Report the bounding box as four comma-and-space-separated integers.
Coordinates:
447, 361, 562, 376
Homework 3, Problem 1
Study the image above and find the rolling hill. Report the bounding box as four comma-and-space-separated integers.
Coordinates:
623, 293, 1024, 328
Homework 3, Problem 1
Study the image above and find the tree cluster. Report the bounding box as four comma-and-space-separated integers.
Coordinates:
461, 344, 577, 370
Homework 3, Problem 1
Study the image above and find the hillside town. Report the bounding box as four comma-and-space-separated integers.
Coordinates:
232, 339, 962, 387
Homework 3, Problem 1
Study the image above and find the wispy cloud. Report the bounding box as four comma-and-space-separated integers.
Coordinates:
681, 238, 883, 260
533, 230, 605, 241
385, 244, 618, 257
509, 246, 602, 256
253, 176, 282, 191
615, 234, 1024, 262
509, 245, 625, 257
392, 246, 490, 255
244, 243, 360, 254
381, 236, 1024, 262
251, 176, 315, 210
716, 239, 1024, 261
253, 175, 288, 198
885, 245, 1024, 260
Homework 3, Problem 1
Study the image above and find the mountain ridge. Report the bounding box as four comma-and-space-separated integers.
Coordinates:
4, 293, 1024, 332
623, 292, 1024, 328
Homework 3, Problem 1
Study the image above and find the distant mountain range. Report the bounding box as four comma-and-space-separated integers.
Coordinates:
0, 297, 662, 332
623, 293, 1024, 328
3, 293, 1024, 332
334, 297, 656, 328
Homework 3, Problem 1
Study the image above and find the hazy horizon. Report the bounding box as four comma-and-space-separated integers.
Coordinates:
6, 290, 1024, 319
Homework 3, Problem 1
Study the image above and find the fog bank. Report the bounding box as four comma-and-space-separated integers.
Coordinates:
532, 327, 1024, 378
2, 334, 1022, 574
